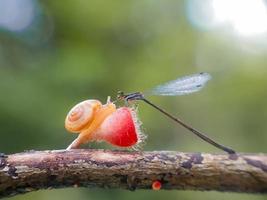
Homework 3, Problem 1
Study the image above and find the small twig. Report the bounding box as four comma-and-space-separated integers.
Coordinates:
0, 150, 267, 198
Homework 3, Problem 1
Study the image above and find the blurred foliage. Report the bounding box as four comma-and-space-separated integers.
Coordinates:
0, 0, 267, 200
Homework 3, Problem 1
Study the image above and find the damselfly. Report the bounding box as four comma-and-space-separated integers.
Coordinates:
117, 72, 235, 154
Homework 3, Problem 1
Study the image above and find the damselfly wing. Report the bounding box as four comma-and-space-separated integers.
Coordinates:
148, 72, 211, 96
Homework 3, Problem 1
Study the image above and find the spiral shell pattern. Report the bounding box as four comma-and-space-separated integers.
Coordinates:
65, 100, 102, 133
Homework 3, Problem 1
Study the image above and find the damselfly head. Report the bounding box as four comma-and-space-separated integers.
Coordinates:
117, 91, 125, 100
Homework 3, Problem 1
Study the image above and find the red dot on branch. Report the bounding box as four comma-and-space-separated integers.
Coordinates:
152, 180, 162, 190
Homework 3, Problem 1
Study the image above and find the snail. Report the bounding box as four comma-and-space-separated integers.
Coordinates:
65, 97, 144, 150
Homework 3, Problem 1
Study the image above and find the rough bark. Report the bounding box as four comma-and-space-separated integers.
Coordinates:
0, 150, 267, 198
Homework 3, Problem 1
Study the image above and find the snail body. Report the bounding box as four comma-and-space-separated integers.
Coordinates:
65, 97, 143, 149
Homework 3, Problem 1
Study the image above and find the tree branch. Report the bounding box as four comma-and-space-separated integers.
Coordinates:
0, 150, 267, 198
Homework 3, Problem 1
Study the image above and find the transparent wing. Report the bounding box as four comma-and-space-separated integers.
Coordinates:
147, 72, 211, 96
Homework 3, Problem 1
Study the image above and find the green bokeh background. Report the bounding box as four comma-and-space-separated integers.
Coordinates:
0, 1, 266, 200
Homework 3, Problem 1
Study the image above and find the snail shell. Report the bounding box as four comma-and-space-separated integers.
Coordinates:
65, 100, 102, 133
